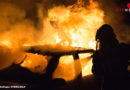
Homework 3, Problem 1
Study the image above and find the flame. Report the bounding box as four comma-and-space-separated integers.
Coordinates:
42, 0, 104, 80
1, 40, 12, 47
0, 0, 104, 81
21, 53, 48, 73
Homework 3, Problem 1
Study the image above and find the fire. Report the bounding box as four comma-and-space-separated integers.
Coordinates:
1, 40, 12, 47
0, 0, 104, 81
21, 53, 48, 73
40, 0, 104, 80
40, 0, 104, 48
89, 40, 96, 49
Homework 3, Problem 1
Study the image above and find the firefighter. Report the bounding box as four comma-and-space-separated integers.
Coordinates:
92, 24, 130, 90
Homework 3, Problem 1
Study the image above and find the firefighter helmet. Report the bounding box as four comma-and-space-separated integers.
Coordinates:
96, 24, 116, 41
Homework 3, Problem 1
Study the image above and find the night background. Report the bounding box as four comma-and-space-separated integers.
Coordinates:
0, 0, 129, 90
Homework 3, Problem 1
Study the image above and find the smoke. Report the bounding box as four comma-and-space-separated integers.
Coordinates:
0, 0, 129, 81
0, 1, 40, 69
0, 2, 39, 45
0, 45, 26, 69
0, 0, 129, 44
0, 0, 78, 46
0, 0, 77, 70
99, 0, 130, 44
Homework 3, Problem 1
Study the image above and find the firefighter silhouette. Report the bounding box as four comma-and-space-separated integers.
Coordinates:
92, 24, 130, 90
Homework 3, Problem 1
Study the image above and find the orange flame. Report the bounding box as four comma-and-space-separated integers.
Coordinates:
0, 0, 104, 81
39, 0, 104, 80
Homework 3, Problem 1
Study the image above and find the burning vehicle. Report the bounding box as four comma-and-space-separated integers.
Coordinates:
0, 0, 129, 89
0, 0, 104, 80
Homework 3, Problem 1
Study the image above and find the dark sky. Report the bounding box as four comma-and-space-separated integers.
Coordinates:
99, 0, 130, 44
